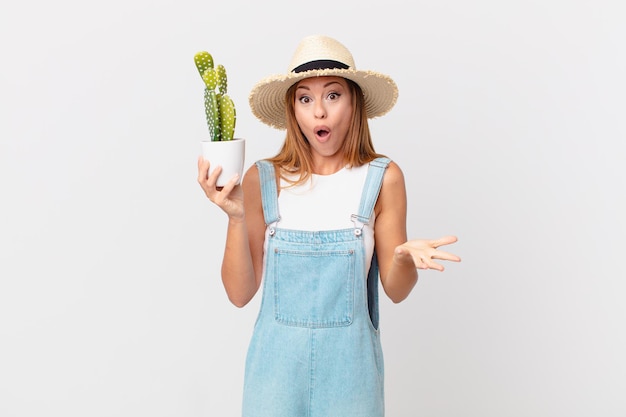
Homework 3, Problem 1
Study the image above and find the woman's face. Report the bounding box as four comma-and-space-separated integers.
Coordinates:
293, 76, 353, 169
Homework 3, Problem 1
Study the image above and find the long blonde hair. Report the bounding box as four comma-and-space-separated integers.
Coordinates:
267, 78, 384, 186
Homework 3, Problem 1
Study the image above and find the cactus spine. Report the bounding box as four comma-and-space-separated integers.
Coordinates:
194, 51, 236, 141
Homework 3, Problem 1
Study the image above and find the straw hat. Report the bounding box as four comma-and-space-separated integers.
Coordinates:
248, 35, 398, 130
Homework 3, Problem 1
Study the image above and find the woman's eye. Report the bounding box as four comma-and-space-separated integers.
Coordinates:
299, 96, 311, 104
327, 92, 340, 100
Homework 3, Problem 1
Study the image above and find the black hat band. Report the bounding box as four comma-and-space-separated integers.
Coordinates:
292, 59, 350, 73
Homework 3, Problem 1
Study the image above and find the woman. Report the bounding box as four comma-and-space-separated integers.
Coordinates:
198, 35, 460, 417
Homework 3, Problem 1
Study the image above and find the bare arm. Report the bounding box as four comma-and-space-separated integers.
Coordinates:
197, 158, 266, 307
374, 162, 460, 303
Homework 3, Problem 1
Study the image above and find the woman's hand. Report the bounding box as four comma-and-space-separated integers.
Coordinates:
197, 157, 244, 220
394, 235, 461, 271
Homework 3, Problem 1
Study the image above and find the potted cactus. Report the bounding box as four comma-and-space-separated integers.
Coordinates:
195, 51, 245, 186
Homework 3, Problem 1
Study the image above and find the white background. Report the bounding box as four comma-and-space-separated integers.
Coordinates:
1, 0, 624, 416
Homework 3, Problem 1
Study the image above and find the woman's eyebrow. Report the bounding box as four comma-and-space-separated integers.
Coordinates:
296, 81, 342, 91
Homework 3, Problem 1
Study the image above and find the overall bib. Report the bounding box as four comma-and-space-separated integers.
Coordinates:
242, 157, 391, 417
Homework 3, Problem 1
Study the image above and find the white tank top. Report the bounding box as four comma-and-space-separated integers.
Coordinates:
275, 164, 376, 272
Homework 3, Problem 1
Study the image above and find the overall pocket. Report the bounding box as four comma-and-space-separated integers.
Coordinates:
273, 247, 356, 328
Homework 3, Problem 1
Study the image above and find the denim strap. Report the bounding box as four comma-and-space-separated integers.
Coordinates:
358, 156, 391, 331
352, 157, 391, 227
255, 160, 280, 226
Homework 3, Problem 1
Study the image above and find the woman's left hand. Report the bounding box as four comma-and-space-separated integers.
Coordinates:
394, 235, 461, 271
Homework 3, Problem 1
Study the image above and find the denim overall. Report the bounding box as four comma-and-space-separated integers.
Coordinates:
242, 157, 391, 417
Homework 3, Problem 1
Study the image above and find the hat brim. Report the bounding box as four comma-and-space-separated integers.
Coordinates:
248, 68, 398, 130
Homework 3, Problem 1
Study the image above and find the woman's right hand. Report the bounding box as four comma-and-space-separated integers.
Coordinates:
197, 156, 244, 220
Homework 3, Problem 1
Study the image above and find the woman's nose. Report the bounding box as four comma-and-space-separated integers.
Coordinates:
314, 102, 326, 119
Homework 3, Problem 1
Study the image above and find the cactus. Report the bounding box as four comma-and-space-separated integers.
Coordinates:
194, 52, 236, 141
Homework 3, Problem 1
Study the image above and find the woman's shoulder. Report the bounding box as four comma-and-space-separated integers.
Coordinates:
243, 163, 260, 181
242, 163, 260, 196
365, 157, 404, 185
243, 161, 282, 197
374, 159, 406, 216
383, 160, 403, 180
379, 159, 405, 195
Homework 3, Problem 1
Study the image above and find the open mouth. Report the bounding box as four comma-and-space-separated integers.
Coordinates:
316, 128, 330, 138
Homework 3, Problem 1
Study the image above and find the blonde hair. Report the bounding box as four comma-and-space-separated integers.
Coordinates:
267, 78, 384, 186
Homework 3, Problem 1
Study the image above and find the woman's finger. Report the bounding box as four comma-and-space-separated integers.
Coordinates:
207, 165, 223, 189
197, 156, 210, 184
431, 235, 458, 248
425, 260, 445, 271
431, 249, 461, 262
217, 173, 240, 198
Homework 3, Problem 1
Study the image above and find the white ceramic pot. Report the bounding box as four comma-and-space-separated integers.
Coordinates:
201, 138, 245, 187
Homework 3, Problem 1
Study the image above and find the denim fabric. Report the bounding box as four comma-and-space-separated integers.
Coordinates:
242, 158, 390, 417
